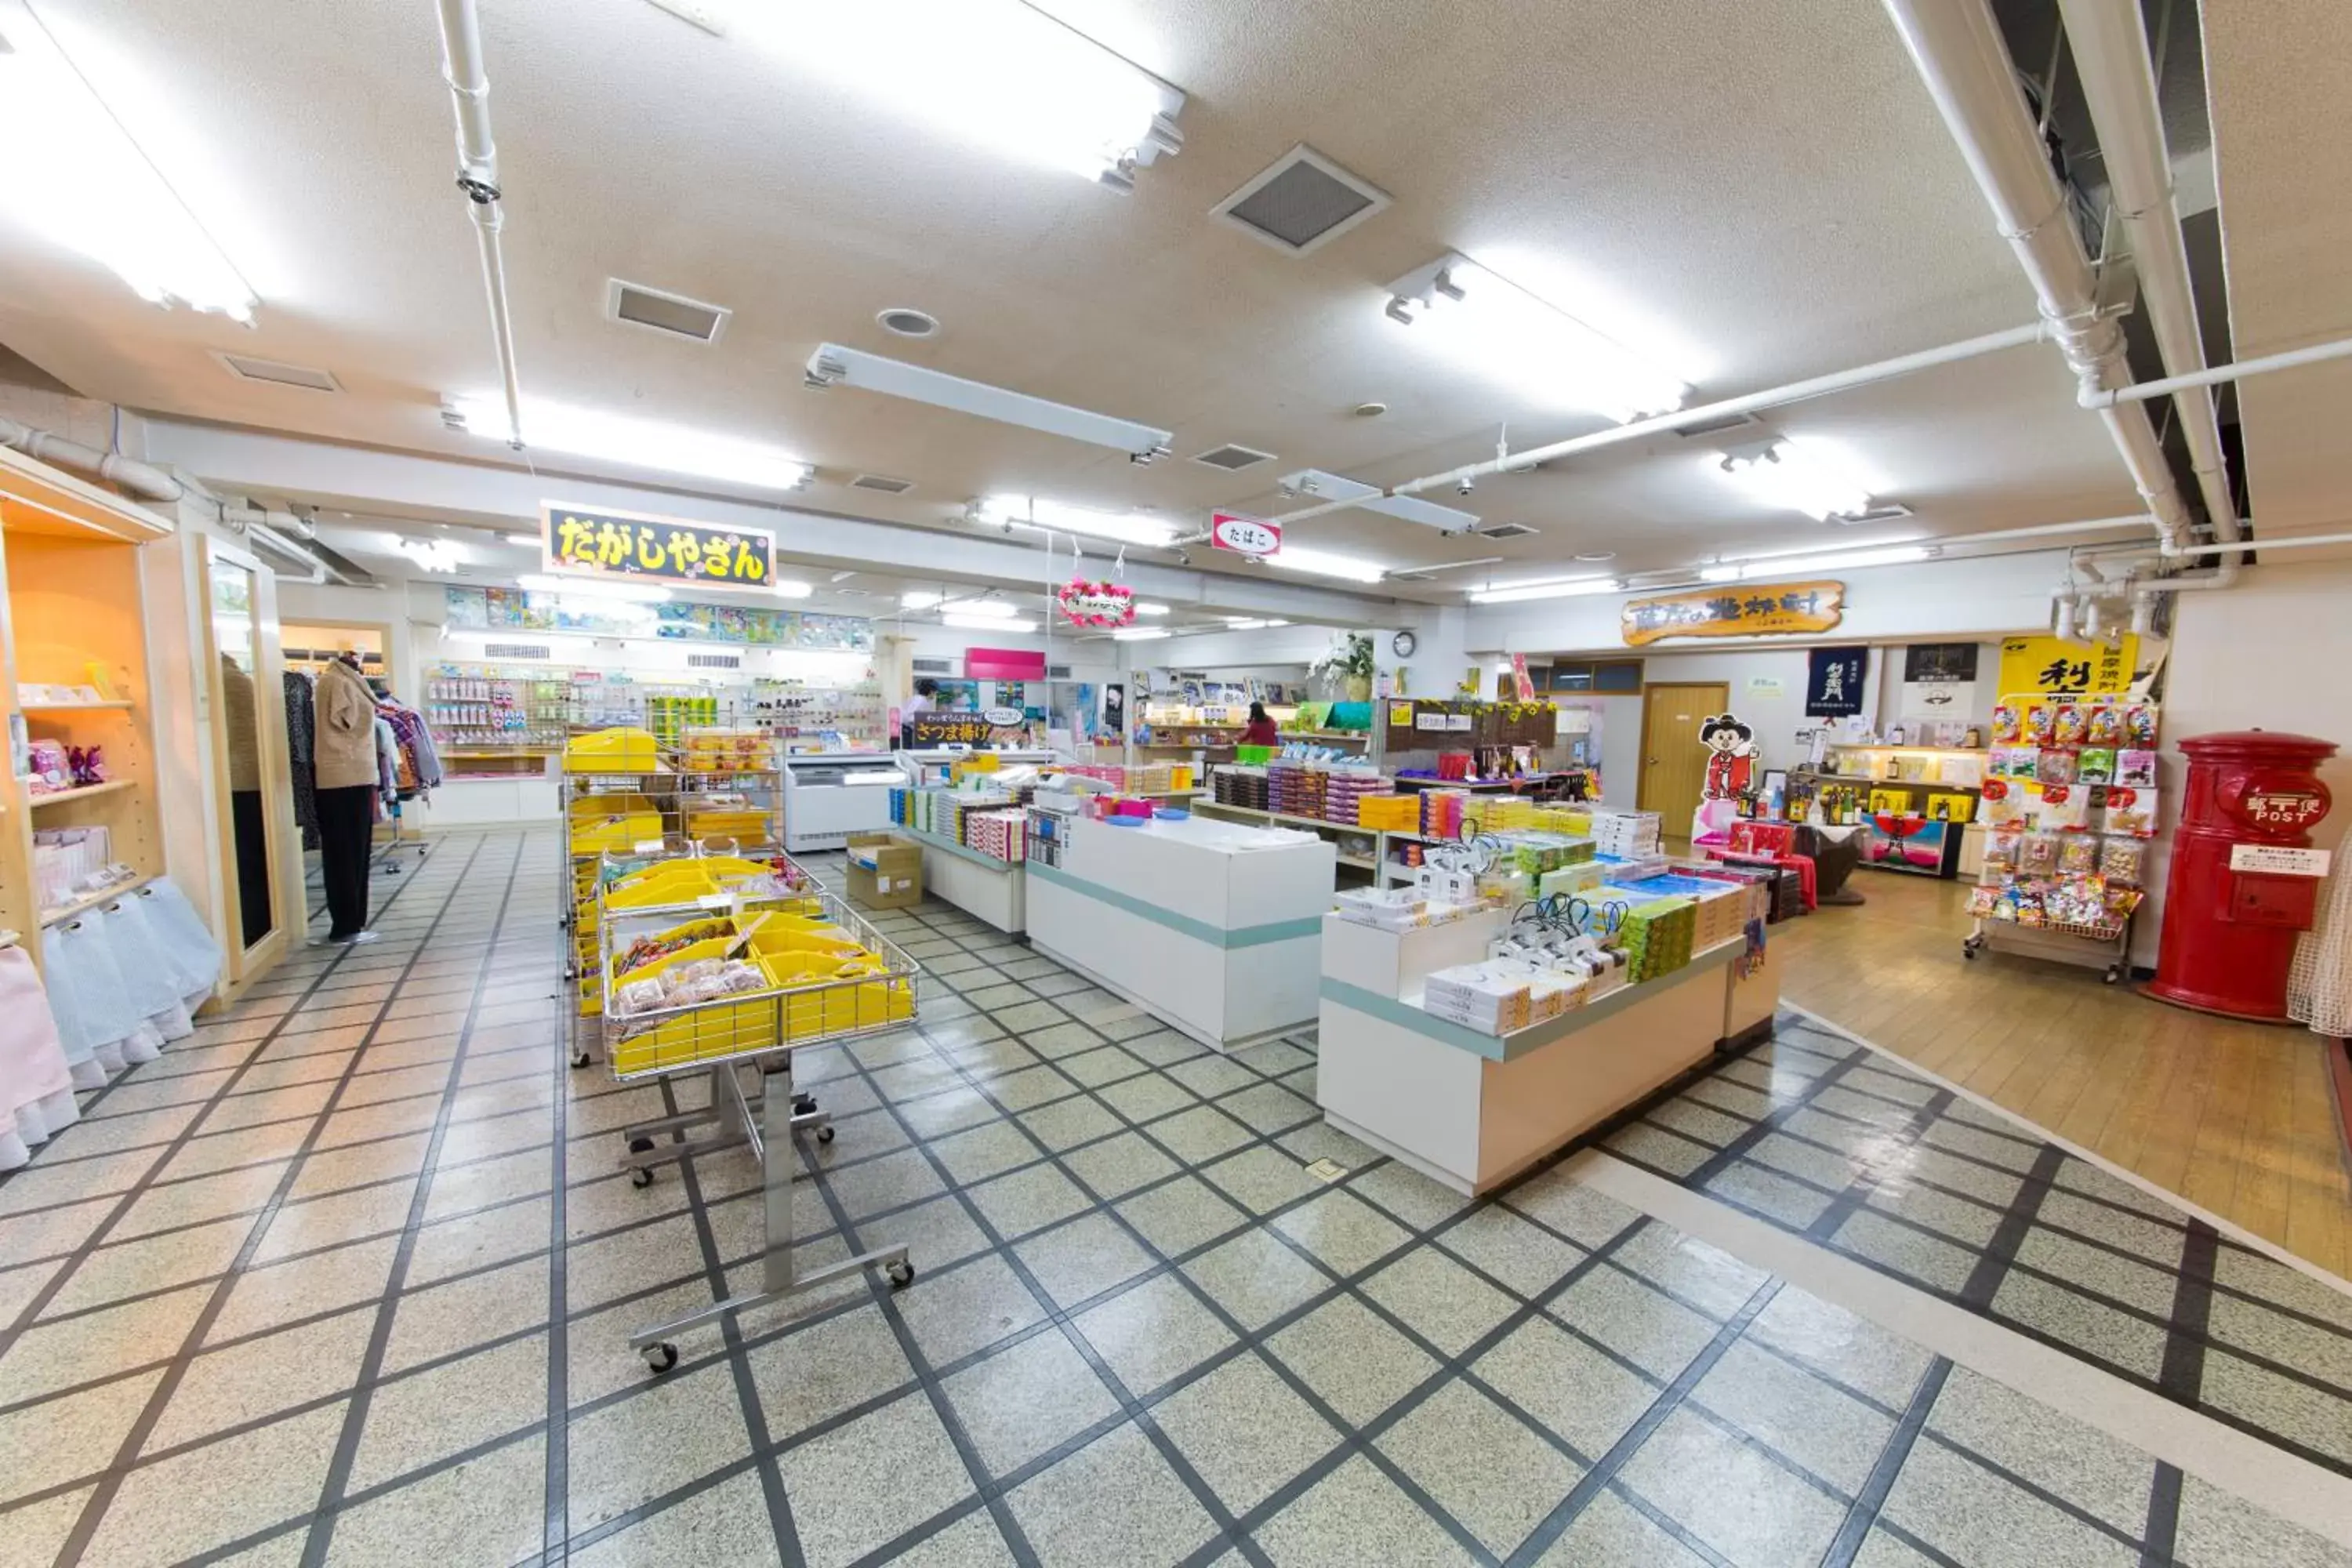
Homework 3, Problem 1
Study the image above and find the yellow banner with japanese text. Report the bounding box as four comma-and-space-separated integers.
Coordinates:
1621, 581, 1844, 646
1995, 634, 2140, 699
541, 501, 775, 587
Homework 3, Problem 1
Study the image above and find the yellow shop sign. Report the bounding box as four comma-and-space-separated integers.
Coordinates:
540, 500, 775, 587
1995, 633, 2140, 699
1622, 581, 1844, 646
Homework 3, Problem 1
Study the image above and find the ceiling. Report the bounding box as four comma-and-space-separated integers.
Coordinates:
0, 0, 2322, 595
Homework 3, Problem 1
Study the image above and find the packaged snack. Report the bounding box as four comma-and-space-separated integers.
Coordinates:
2124, 703, 2159, 746
2020, 830, 2063, 875
2077, 747, 2116, 785
2103, 787, 2158, 837
2053, 702, 2089, 746
2022, 702, 2056, 745
2036, 748, 2078, 785
2085, 703, 2122, 746
1990, 702, 2022, 745
2100, 834, 2150, 884
1995, 746, 2037, 779
2060, 834, 2100, 873
1982, 829, 2019, 873
1967, 884, 2002, 918
2117, 750, 2158, 788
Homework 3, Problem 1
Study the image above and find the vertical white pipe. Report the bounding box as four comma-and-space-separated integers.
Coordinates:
434, 0, 524, 449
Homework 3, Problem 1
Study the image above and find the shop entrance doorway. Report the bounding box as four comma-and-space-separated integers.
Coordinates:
1637, 681, 1729, 839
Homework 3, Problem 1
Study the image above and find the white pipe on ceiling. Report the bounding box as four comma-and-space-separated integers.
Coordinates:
0, 415, 183, 503
1881, 0, 2197, 554
433, 0, 524, 450
2080, 336, 2352, 407
1272, 320, 2049, 526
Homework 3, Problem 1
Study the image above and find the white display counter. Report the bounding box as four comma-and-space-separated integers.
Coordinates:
417, 775, 561, 827
1025, 815, 1335, 1051
901, 826, 1029, 934
780, 753, 901, 851
1317, 908, 1779, 1194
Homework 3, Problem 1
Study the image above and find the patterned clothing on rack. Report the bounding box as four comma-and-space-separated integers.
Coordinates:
284, 670, 319, 851
374, 702, 443, 793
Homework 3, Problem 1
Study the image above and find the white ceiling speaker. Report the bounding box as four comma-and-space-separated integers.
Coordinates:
877, 307, 940, 339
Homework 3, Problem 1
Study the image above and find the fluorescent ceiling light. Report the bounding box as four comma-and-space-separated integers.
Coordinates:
1385, 254, 1686, 423
1263, 544, 1388, 584
729, 0, 1184, 189
808, 345, 1171, 463
516, 572, 672, 604
772, 579, 814, 598
1279, 469, 1479, 535
1715, 438, 1874, 521
942, 612, 1037, 633
946, 598, 1019, 618
0, 10, 256, 319
386, 535, 464, 574
1701, 546, 1932, 582
1468, 575, 1622, 604
447, 394, 812, 492
901, 590, 947, 608
975, 495, 1176, 549
503, 532, 542, 547
1110, 626, 1171, 641
1132, 601, 1171, 616
1221, 616, 1294, 630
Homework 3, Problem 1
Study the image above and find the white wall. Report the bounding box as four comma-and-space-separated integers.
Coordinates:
2132, 560, 2352, 964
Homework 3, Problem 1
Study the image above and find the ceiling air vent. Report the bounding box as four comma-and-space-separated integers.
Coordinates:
1212, 145, 1391, 256
1474, 522, 1540, 540
607, 279, 731, 344
482, 642, 552, 661
214, 352, 339, 393
851, 474, 916, 495
1835, 503, 1916, 526
1191, 444, 1276, 472
1047, 664, 1073, 680
1672, 412, 1764, 439
911, 657, 954, 675
687, 652, 742, 670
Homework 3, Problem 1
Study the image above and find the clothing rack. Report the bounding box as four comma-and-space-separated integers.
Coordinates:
372, 797, 430, 874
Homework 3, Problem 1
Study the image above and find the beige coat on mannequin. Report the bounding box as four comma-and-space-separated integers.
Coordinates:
313, 659, 379, 790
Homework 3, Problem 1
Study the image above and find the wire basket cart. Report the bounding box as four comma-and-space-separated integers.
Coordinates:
1963, 905, 2138, 984
596, 865, 922, 1372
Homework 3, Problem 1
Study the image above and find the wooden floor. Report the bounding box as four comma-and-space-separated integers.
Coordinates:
1775, 868, 2352, 1281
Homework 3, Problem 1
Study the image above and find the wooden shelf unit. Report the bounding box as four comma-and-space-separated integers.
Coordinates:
0, 448, 172, 967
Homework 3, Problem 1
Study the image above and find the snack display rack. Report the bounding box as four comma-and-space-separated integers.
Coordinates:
1962, 694, 2161, 982
591, 848, 920, 1371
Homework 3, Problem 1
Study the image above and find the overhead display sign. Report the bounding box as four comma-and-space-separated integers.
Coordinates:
909, 713, 1018, 746
1210, 512, 1281, 557
1056, 576, 1135, 628
1622, 581, 1844, 647
1995, 634, 2140, 699
542, 500, 776, 587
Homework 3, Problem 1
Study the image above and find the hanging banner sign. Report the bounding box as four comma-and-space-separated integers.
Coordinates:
1210, 513, 1282, 557
909, 713, 1017, 746
1622, 581, 1844, 646
1994, 634, 2140, 699
541, 500, 775, 587
1510, 654, 1536, 701
1055, 577, 1135, 628
1805, 646, 1868, 717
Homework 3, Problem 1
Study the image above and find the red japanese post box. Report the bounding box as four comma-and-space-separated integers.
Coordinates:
2147, 729, 2337, 1021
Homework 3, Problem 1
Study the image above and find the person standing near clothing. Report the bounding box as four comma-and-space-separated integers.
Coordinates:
1240, 700, 1280, 748
312, 655, 381, 944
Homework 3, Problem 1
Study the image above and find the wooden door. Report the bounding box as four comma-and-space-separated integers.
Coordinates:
1637, 681, 1729, 837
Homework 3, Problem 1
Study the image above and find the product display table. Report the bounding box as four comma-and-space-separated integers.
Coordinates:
903, 826, 1028, 934
1316, 908, 1779, 1194
1025, 814, 1335, 1051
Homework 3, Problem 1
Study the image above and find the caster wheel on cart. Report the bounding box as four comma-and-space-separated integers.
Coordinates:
793, 1094, 817, 1116
641, 1342, 678, 1374
1962, 945, 1978, 960
884, 1260, 914, 1290
815, 1124, 836, 1145
628, 1136, 656, 1187
2103, 964, 2123, 985
571, 1050, 592, 1069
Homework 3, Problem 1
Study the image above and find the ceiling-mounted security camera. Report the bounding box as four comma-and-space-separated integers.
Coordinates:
1171, 548, 1191, 566
1456, 477, 1475, 496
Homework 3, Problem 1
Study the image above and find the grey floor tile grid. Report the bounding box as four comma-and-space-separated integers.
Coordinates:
0, 831, 2338, 1566
1602, 1008, 2352, 1483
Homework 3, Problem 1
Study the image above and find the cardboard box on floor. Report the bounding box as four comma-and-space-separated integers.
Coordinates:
846, 833, 923, 909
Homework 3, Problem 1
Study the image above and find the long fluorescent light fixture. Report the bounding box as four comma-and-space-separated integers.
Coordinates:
808, 346, 1171, 463
1700, 546, 1932, 582
1468, 575, 1622, 604
448, 395, 813, 492
729, 0, 1184, 191
0, 9, 258, 319
1279, 469, 1479, 535
1715, 438, 1874, 521
942, 612, 1038, 633
772, 579, 815, 598
1110, 626, 1171, 641
1263, 544, 1389, 584
516, 572, 672, 604
1385, 255, 1686, 423
975, 495, 1177, 548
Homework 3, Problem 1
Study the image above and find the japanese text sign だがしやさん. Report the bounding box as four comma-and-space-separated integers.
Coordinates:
1621, 581, 1844, 647
1994, 633, 2140, 699
542, 502, 775, 587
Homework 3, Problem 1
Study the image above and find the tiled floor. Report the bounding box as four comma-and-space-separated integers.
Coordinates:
0, 827, 2345, 1566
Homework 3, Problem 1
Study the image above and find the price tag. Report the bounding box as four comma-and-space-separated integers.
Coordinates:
633, 839, 665, 855
2228, 844, 2331, 877
1446, 714, 1474, 731
698, 893, 734, 910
